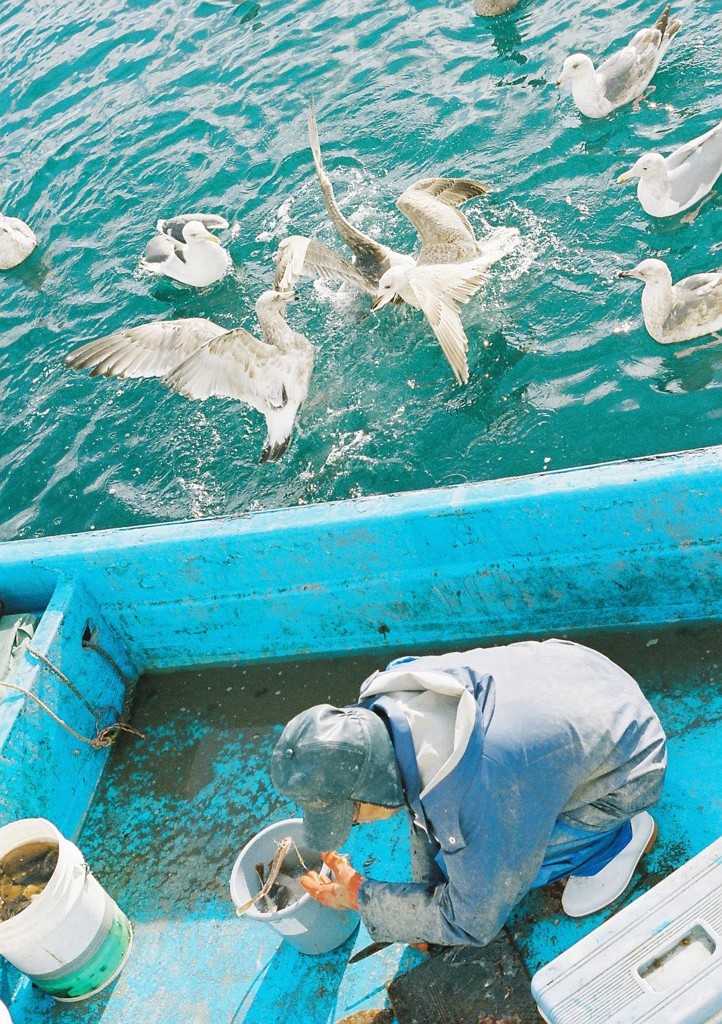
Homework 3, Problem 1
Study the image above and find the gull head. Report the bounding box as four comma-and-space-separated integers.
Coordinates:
256, 288, 293, 317
617, 153, 666, 184
556, 54, 594, 86
618, 258, 671, 285
182, 220, 221, 244
372, 266, 408, 310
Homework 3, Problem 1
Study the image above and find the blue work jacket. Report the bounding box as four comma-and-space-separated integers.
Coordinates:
355, 639, 667, 947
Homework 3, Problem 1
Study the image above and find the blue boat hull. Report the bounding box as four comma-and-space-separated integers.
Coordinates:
1, 445, 721, 1023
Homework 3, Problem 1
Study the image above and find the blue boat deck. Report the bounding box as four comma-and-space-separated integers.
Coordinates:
6, 622, 722, 1024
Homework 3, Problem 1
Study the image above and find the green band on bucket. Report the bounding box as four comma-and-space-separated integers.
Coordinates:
31, 912, 132, 1000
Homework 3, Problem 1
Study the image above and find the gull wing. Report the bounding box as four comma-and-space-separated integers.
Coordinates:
166, 328, 309, 463
156, 214, 229, 243
666, 120, 722, 171
164, 327, 284, 406
63, 318, 226, 379
307, 102, 395, 280
397, 178, 489, 266
274, 235, 377, 296
665, 121, 722, 208
143, 233, 185, 265
676, 272, 722, 297
597, 6, 678, 105
596, 46, 645, 104
665, 272, 722, 336
404, 261, 489, 384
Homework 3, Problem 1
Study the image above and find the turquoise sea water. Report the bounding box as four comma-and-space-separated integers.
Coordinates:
0, 0, 720, 540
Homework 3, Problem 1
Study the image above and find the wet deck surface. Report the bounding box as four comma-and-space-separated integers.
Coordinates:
8, 626, 722, 1024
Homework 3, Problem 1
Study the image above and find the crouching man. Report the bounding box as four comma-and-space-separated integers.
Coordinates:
270, 639, 667, 948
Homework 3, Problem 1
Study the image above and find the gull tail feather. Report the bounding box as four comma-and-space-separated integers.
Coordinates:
261, 405, 298, 463
654, 5, 670, 38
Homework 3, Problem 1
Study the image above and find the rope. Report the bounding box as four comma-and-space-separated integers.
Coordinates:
1, 645, 145, 749
82, 638, 135, 689
27, 647, 97, 716
0, 680, 114, 748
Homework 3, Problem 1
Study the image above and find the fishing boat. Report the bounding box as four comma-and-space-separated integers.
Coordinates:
0, 443, 720, 1023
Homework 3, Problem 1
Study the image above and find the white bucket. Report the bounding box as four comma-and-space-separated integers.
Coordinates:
0, 1001, 11, 1024
0, 818, 132, 1001
230, 818, 359, 955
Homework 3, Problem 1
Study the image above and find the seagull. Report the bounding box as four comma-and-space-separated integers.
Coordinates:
140, 213, 231, 287
556, 5, 680, 119
0, 215, 37, 270
617, 118, 722, 219
369, 220, 520, 384
64, 289, 313, 462
619, 257, 722, 357
474, 0, 520, 14
279, 106, 520, 383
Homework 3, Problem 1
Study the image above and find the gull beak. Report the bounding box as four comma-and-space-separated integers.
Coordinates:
616, 170, 634, 184
555, 72, 566, 87
618, 270, 635, 279
371, 293, 393, 312
202, 231, 220, 243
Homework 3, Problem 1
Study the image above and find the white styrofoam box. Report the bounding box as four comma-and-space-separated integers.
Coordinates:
531, 836, 722, 1024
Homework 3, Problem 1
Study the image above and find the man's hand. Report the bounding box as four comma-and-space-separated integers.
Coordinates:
300, 851, 365, 911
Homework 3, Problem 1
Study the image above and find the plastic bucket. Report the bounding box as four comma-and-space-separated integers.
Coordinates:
0, 818, 132, 1002
230, 818, 359, 955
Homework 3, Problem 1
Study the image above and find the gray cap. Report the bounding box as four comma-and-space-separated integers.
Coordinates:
271, 704, 404, 851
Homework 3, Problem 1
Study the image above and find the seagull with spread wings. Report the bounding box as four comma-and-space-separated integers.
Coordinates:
64, 289, 313, 463
276, 106, 520, 383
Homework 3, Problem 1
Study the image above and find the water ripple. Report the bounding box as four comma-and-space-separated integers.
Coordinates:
0, 0, 720, 539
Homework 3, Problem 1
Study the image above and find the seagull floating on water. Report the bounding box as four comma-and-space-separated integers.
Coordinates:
474, 0, 520, 15
619, 257, 722, 357
64, 289, 313, 462
0, 215, 37, 270
617, 118, 722, 220
277, 106, 520, 383
140, 213, 231, 287
556, 5, 680, 119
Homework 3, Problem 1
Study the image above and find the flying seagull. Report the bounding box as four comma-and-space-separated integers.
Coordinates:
278, 106, 520, 382
64, 289, 313, 462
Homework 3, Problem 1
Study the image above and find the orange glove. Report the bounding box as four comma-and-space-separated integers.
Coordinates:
300, 851, 365, 911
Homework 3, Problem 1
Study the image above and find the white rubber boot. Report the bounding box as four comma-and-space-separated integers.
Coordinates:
562, 812, 658, 918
